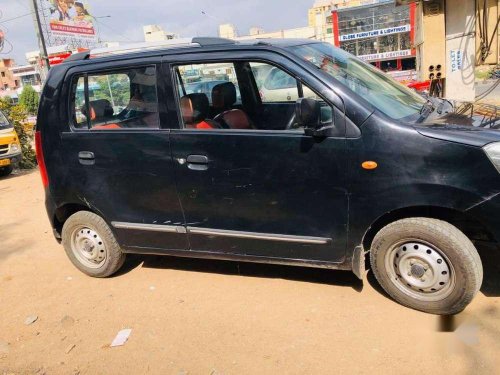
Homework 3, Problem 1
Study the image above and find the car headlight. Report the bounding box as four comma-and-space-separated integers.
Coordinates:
484, 142, 500, 173
10, 143, 20, 153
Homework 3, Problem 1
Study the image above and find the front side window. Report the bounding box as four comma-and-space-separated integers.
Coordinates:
71, 66, 159, 130
174, 60, 332, 132
251, 63, 320, 103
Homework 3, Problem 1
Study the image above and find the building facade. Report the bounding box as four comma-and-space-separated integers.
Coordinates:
218, 23, 317, 41
332, 0, 417, 82
143, 25, 178, 42
308, 0, 335, 42
0, 59, 19, 92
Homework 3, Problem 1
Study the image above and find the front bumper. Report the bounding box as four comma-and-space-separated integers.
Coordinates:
0, 151, 22, 167
467, 192, 500, 244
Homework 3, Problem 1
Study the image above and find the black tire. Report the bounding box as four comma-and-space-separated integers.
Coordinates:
0, 166, 13, 177
62, 211, 126, 277
370, 218, 483, 315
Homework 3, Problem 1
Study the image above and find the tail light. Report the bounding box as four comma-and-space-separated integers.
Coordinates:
35, 131, 49, 188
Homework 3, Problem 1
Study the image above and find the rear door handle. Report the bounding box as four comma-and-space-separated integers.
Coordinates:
78, 151, 95, 166
186, 154, 209, 171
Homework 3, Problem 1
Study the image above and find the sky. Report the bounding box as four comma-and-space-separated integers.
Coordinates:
0, 0, 314, 64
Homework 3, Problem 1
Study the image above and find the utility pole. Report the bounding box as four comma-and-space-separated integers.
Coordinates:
30, 0, 51, 71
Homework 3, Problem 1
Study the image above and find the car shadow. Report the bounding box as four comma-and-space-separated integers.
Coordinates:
115, 253, 364, 292
0, 168, 37, 182
476, 242, 500, 298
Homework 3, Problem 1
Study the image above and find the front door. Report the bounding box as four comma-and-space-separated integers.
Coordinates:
167, 58, 348, 263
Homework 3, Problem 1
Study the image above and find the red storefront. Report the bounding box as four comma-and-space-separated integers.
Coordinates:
332, 0, 417, 83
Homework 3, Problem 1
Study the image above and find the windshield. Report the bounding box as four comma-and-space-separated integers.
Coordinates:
289, 42, 425, 120
0, 110, 12, 130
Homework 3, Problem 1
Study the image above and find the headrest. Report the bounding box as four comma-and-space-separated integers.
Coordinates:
82, 99, 113, 121
212, 82, 237, 109
180, 93, 209, 124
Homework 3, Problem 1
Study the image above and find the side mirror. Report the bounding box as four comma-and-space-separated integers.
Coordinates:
296, 98, 335, 137
295, 98, 320, 132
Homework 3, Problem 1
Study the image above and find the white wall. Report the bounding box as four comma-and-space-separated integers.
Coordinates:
445, 0, 476, 102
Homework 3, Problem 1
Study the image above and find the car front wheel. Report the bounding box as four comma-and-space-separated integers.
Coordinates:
370, 217, 483, 315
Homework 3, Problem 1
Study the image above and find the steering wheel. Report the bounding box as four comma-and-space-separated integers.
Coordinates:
285, 111, 298, 130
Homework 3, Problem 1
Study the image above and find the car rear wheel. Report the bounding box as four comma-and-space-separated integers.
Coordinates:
370, 217, 483, 315
0, 166, 13, 177
62, 211, 126, 277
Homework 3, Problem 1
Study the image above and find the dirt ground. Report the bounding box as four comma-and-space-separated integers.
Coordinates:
1, 170, 500, 375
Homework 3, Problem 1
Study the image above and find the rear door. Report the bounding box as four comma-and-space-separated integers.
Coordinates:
59, 60, 187, 252
165, 51, 349, 263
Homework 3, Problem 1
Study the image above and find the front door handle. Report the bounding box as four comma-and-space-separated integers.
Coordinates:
186, 154, 209, 171
78, 151, 95, 166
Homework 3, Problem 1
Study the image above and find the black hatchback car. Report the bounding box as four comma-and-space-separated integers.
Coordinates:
36, 38, 500, 315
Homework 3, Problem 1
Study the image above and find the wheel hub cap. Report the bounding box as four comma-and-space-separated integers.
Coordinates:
71, 226, 106, 268
390, 242, 452, 296
410, 263, 426, 278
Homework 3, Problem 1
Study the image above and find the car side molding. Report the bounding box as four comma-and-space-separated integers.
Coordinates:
112, 222, 331, 245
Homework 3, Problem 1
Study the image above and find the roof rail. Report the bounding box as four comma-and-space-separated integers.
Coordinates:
192, 37, 236, 46
63, 51, 90, 63
61, 37, 237, 63
90, 38, 197, 57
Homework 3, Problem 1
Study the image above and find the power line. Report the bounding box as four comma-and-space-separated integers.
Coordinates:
0, 11, 34, 24
92, 18, 135, 43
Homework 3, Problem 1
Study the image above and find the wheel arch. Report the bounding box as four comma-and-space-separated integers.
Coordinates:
53, 203, 97, 238
362, 205, 497, 252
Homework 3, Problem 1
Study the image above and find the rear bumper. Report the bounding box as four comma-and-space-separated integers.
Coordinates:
467, 192, 500, 244
44, 188, 61, 242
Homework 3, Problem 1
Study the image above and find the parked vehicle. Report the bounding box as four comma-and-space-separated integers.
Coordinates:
259, 66, 317, 102
0, 110, 22, 177
36, 37, 500, 315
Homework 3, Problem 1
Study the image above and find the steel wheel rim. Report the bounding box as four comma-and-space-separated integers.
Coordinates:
70, 226, 107, 269
384, 239, 456, 302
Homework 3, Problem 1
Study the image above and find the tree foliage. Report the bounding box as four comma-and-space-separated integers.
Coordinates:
90, 74, 130, 110
19, 85, 40, 115
0, 98, 37, 169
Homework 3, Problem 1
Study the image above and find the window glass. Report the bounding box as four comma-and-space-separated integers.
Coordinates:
290, 42, 425, 120
251, 63, 298, 103
250, 63, 319, 103
71, 66, 159, 130
0, 110, 12, 130
74, 77, 87, 127
177, 63, 241, 105
174, 61, 334, 132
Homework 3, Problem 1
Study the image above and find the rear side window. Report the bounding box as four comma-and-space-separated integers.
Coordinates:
70, 66, 159, 130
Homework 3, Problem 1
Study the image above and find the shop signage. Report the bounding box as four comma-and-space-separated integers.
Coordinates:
358, 49, 412, 61
340, 25, 411, 42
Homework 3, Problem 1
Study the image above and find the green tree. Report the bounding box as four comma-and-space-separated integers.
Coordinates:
19, 85, 40, 115
0, 98, 37, 169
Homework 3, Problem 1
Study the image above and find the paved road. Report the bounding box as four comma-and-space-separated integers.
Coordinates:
1, 171, 500, 374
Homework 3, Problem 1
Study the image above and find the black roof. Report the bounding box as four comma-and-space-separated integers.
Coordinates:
60, 37, 322, 67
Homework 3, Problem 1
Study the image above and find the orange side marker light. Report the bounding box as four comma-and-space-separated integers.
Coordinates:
362, 161, 378, 170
